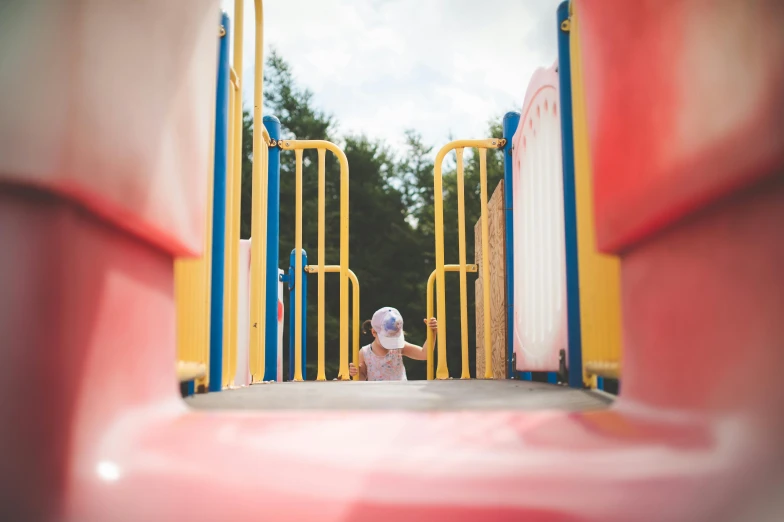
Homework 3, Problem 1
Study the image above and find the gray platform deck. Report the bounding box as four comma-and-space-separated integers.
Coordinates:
186, 379, 612, 411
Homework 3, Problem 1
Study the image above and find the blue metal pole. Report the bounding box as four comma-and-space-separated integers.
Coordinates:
522, 372, 532, 381
300, 249, 308, 380
502, 111, 520, 379
286, 248, 308, 380
557, 1, 584, 389
287, 252, 295, 381
547, 372, 558, 384
208, 13, 231, 393
263, 115, 282, 381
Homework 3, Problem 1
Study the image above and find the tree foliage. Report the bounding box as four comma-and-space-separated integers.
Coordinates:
238, 49, 504, 380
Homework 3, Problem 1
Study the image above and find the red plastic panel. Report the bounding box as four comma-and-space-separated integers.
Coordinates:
0, 0, 220, 256
2, 170, 783, 521
619, 177, 784, 414
575, 0, 784, 253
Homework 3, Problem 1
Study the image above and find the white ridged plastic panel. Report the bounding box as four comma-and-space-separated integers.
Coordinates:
236, 240, 252, 386
511, 63, 568, 372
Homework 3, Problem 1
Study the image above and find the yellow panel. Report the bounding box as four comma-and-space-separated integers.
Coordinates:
570, 9, 623, 386
174, 108, 214, 390
248, 0, 268, 384
223, 76, 240, 389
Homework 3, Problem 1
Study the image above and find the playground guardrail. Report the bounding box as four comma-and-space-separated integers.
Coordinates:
432, 138, 505, 380
279, 140, 353, 381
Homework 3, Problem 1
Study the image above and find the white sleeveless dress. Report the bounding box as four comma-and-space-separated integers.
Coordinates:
361, 344, 407, 381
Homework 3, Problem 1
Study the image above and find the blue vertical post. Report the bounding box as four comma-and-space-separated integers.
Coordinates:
597, 376, 605, 391
287, 264, 294, 381
547, 372, 558, 384
287, 249, 308, 380
263, 116, 282, 381
557, 1, 584, 389
208, 13, 231, 393
502, 111, 520, 379
522, 372, 532, 381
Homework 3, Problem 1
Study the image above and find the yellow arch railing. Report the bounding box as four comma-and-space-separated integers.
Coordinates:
279, 140, 351, 381
425, 264, 477, 380
305, 265, 360, 380
433, 138, 505, 379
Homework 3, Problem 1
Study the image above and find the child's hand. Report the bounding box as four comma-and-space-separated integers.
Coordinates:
349, 362, 360, 377
423, 317, 437, 334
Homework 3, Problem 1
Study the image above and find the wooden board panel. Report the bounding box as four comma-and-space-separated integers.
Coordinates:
475, 180, 507, 379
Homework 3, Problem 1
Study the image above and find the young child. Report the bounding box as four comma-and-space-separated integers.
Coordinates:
348, 307, 438, 381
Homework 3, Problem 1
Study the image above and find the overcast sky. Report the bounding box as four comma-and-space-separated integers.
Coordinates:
220, 0, 561, 152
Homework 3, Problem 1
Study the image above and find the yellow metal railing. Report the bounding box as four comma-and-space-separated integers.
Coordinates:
568, 6, 622, 385
279, 139, 352, 381
425, 264, 478, 380
433, 139, 504, 380
222, 65, 241, 388
305, 265, 360, 380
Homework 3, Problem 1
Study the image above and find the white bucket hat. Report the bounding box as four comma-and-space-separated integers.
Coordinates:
371, 307, 405, 349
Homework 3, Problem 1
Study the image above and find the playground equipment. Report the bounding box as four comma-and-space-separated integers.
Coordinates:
174, 0, 341, 389
179, 6, 615, 389
168, 2, 612, 390
2, 0, 783, 520
174, 4, 359, 386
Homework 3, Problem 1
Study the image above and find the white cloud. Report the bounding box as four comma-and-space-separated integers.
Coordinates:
220, 0, 561, 152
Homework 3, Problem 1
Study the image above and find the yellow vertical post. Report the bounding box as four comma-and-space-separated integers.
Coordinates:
248, 0, 267, 382
248, 141, 264, 381
426, 270, 436, 380
433, 148, 449, 380
229, 72, 240, 384
339, 148, 350, 380
479, 149, 493, 378
230, 0, 244, 386
455, 148, 470, 379
317, 148, 327, 381
293, 149, 304, 381
349, 270, 360, 381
